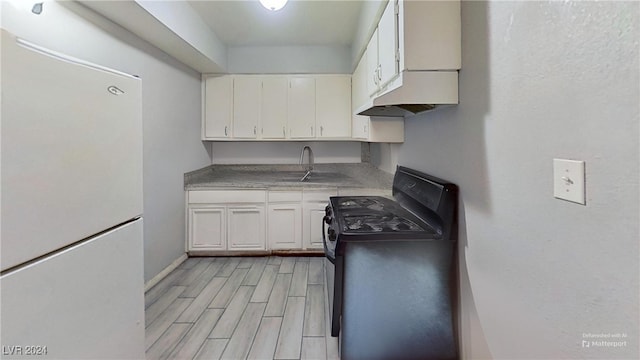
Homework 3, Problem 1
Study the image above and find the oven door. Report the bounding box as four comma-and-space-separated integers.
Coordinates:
323, 214, 335, 320
322, 215, 336, 264
323, 214, 341, 337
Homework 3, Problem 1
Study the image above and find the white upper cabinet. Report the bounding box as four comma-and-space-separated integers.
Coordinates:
288, 77, 316, 139
316, 76, 351, 139
360, 0, 461, 100
366, 28, 380, 97
352, 49, 404, 143
352, 53, 369, 140
204, 76, 232, 139
233, 76, 261, 139
400, 0, 461, 71
377, 0, 399, 87
366, 0, 399, 97
202, 74, 352, 141
261, 77, 288, 139
350, 0, 460, 141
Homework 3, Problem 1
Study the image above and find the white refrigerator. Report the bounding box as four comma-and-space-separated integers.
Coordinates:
0, 29, 145, 359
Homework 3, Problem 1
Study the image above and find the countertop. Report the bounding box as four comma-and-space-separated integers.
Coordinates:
184, 163, 394, 191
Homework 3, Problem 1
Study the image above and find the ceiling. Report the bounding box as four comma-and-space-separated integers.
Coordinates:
187, 0, 365, 47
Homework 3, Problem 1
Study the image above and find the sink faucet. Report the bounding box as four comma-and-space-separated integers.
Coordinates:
299, 145, 314, 181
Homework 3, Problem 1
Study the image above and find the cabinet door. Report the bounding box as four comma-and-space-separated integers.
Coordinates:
204, 76, 232, 139
188, 206, 226, 250
303, 202, 329, 250
316, 76, 351, 138
233, 76, 260, 138
378, 0, 399, 88
402, 0, 461, 71
268, 203, 302, 249
366, 29, 379, 97
352, 116, 369, 140
228, 206, 266, 250
261, 77, 288, 139
352, 51, 368, 109
368, 117, 404, 143
352, 54, 370, 140
288, 77, 316, 139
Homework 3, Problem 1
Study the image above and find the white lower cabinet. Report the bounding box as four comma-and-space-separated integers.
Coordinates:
303, 202, 329, 250
228, 206, 266, 250
268, 204, 302, 249
267, 190, 303, 249
187, 190, 266, 252
188, 206, 226, 250
302, 189, 337, 250
187, 189, 336, 252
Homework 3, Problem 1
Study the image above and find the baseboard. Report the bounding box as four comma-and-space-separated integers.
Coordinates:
144, 253, 188, 292
188, 249, 325, 257
272, 249, 325, 257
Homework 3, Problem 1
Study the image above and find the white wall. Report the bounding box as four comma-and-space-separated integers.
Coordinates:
1, 0, 212, 282
135, 0, 227, 71
349, 0, 385, 70
370, 142, 400, 174
211, 142, 361, 165
374, 1, 639, 358
228, 45, 351, 74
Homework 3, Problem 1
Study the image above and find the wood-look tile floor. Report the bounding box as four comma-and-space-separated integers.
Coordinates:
145, 256, 339, 360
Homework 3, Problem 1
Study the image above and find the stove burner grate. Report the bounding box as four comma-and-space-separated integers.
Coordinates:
342, 213, 425, 233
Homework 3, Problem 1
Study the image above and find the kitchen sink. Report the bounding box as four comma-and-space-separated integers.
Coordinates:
277, 171, 357, 184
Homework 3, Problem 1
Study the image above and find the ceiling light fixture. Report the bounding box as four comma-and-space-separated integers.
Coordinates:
6, 0, 44, 13
259, 0, 288, 11
31, 2, 43, 14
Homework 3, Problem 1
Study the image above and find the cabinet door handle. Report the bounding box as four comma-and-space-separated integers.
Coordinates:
224, 126, 228, 136
377, 65, 382, 82
283, 127, 286, 137
310, 126, 313, 136
320, 126, 324, 136
254, 126, 257, 135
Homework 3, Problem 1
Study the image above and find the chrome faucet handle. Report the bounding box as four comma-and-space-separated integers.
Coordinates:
300, 170, 312, 182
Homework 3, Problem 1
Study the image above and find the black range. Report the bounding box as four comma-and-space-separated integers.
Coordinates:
323, 166, 458, 360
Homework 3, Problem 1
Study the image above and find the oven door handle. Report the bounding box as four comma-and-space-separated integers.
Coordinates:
322, 218, 335, 264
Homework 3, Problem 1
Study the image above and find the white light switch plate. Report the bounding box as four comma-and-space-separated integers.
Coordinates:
553, 159, 585, 205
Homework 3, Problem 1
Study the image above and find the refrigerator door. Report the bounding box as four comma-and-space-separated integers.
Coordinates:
0, 219, 145, 360
1, 30, 142, 271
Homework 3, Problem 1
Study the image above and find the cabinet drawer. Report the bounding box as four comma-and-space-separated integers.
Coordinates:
302, 189, 337, 202
189, 190, 266, 204
268, 190, 303, 202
